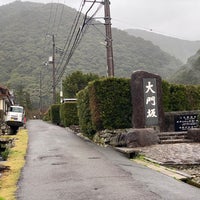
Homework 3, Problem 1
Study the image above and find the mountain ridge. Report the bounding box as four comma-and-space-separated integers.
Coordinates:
0, 1, 182, 106
125, 29, 200, 63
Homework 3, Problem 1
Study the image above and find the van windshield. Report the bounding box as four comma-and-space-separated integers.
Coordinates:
9, 107, 23, 113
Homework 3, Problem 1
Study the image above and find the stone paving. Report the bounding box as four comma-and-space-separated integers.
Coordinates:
133, 143, 200, 164
133, 143, 200, 185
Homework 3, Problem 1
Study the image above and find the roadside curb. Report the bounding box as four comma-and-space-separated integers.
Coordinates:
67, 129, 194, 184
114, 147, 193, 181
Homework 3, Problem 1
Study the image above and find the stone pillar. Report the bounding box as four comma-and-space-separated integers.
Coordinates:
131, 71, 164, 131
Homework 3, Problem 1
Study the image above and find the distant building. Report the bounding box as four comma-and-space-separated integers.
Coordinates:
62, 98, 77, 103
0, 85, 14, 122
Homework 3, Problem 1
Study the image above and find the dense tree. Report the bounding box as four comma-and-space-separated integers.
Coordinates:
14, 85, 32, 112
171, 49, 200, 84
62, 71, 100, 98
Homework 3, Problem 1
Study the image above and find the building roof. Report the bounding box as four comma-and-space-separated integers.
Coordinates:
0, 85, 14, 105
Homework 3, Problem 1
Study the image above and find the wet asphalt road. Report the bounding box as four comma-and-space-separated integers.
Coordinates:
17, 120, 200, 200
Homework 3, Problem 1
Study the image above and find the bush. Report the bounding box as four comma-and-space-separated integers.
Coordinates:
166, 83, 200, 111
1, 147, 10, 161
162, 80, 171, 112
88, 78, 132, 131
76, 78, 200, 135
169, 84, 187, 111
77, 87, 95, 138
185, 85, 200, 110
50, 104, 60, 125
60, 102, 79, 127
43, 108, 51, 121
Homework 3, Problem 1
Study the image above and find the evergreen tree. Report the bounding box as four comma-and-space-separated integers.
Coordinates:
63, 71, 100, 98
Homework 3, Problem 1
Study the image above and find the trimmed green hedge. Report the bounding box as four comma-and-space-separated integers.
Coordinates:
77, 78, 132, 137
50, 104, 60, 125
89, 78, 132, 130
47, 77, 200, 137
77, 78, 200, 137
77, 87, 95, 138
60, 102, 79, 127
162, 83, 200, 111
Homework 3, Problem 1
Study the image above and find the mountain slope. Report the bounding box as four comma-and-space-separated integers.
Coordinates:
126, 29, 200, 63
170, 49, 200, 84
0, 1, 182, 106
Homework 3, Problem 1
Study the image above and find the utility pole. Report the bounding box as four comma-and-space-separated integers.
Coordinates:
52, 35, 56, 104
39, 69, 42, 118
104, 0, 114, 77
52, 34, 56, 104
47, 34, 56, 104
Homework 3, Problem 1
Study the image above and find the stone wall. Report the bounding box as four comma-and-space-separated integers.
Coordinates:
187, 128, 200, 142
93, 128, 160, 148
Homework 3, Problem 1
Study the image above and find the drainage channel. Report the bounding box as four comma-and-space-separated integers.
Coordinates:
164, 164, 200, 188
114, 147, 200, 189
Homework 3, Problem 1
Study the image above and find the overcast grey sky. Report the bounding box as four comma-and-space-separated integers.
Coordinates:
1, 0, 200, 41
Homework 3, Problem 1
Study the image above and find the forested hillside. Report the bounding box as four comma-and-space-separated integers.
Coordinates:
0, 1, 182, 107
126, 29, 200, 63
170, 49, 200, 84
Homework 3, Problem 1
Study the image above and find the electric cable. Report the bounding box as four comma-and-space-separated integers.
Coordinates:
54, 0, 104, 86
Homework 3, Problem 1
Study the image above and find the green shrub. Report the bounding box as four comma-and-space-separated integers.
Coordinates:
77, 78, 200, 135
50, 104, 60, 125
168, 84, 187, 111
88, 78, 132, 131
185, 85, 200, 110
1, 147, 10, 161
60, 102, 79, 127
77, 87, 95, 138
162, 80, 171, 112
43, 108, 51, 121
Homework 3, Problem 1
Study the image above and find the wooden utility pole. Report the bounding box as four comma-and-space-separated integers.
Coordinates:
52, 34, 56, 104
39, 69, 42, 118
47, 33, 56, 104
104, 0, 114, 77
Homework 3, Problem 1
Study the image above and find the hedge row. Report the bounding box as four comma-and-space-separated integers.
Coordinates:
77, 78, 132, 137
60, 102, 79, 127
77, 86, 95, 138
45, 78, 200, 138
77, 78, 200, 137
162, 81, 200, 111
44, 102, 79, 127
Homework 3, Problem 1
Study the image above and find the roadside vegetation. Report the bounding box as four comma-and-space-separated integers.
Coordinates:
0, 128, 28, 200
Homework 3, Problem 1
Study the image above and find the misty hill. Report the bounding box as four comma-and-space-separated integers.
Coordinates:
170, 49, 200, 84
126, 29, 200, 63
0, 1, 182, 105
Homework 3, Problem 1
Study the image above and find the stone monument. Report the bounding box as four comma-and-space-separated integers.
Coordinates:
131, 70, 164, 131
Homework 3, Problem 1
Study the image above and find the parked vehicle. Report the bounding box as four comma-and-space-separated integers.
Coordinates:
5, 105, 25, 134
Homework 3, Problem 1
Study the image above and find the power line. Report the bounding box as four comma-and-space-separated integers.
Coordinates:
53, 0, 89, 85
54, 0, 105, 86
46, 0, 86, 93
45, 0, 114, 92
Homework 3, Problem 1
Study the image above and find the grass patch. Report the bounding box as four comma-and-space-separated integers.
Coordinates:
0, 128, 28, 200
1, 148, 11, 161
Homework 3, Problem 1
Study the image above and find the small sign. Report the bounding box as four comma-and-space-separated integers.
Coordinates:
174, 114, 199, 131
